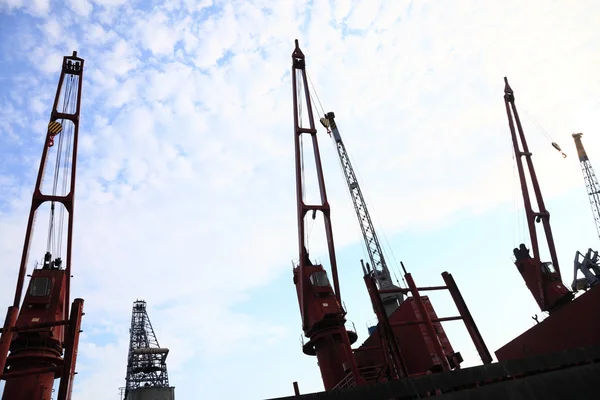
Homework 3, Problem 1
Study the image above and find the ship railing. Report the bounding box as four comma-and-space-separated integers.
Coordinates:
332, 365, 385, 390
332, 371, 355, 390
359, 365, 384, 382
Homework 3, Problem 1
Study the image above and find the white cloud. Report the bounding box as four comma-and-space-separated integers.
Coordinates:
133, 11, 181, 56
1, 0, 600, 399
345, 0, 380, 30
29, 0, 50, 15
66, 0, 92, 16
91, 0, 126, 6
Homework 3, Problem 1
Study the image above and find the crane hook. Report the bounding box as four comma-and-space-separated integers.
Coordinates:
47, 121, 63, 148
319, 117, 332, 136
551, 142, 567, 158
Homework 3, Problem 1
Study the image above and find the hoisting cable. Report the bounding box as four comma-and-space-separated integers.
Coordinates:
521, 108, 567, 158
306, 71, 326, 118
297, 70, 311, 249
305, 71, 407, 287
58, 75, 76, 258
46, 73, 76, 260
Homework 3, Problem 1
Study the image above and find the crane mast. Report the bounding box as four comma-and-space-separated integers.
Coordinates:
570, 133, 600, 291
291, 40, 363, 390
320, 113, 404, 315
503, 77, 573, 313
572, 133, 600, 240
0, 51, 85, 400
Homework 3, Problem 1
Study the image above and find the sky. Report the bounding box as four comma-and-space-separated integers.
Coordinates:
1, 0, 600, 399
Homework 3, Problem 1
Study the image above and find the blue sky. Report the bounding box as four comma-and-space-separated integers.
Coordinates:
1, 0, 600, 399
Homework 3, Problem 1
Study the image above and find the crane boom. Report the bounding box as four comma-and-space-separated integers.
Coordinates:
572, 133, 600, 240
321, 112, 404, 315
503, 77, 573, 313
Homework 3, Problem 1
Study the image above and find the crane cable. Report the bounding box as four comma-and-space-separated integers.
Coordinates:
521, 108, 567, 158
46, 74, 76, 258
306, 72, 407, 287
307, 72, 326, 119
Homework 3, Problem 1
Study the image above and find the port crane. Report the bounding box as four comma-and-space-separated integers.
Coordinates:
572, 133, 600, 239
319, 112, 404, 316
289, 40, 491, 394
0, 52, 85, 400
501, 77, 573, 314
495, 78, 600, 362
291, 39, 363, 390
273, 70, 600, 400
571, 133, 600, 290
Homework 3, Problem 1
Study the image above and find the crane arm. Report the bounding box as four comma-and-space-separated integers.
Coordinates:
572, 133, 600, 240
320, 112, 394, 290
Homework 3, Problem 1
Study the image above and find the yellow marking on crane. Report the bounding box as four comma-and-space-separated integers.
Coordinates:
47, 121, 63, 135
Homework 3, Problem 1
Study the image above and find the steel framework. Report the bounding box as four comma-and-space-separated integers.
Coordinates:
320, 112, 404, 316
291, 39, 363, 390
502, 77, 573, 313
124, 300, 170, 398
572, 133, 600, 240
496, 78, 600, 362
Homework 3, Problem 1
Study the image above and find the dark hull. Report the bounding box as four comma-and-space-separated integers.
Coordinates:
266, 344, 600, 400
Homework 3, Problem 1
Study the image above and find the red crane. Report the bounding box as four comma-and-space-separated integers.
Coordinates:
290, 41, 491, 393
291, 39, 363, 390
496, 78, 600, 362
502, 77, 573, 313
0, 51, 85, 400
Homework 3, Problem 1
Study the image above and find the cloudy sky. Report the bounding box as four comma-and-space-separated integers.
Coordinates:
1, 0, 600, 398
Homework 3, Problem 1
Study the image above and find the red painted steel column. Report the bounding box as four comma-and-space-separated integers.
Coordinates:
57, 298, 84, 400
363, 271, 407, 378
0, 307, 18, 377
405, 273, 451, 372
441, 272, 492, 364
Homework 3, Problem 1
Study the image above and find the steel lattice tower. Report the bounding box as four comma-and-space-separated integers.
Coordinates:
124, 300, 170, 399
320, 112, 405, 317
572, 133, 600, 240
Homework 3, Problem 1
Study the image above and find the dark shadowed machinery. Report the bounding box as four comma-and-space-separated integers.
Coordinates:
0, 52, 85, 400
265, 41, 600, 400
120, 300, 175, 400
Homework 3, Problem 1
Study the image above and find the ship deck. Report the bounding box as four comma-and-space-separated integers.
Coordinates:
266, 345, 600, 400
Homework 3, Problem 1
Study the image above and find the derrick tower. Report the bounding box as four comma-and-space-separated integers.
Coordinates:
123, 300, 174, 400
0, 51, 85, 400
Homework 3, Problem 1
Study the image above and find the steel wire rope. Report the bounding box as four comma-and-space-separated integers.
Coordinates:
347, 142, 406, 287
297, 70, 311, 250
521, 108, 567, 158
521, 108, 554, 142
511, 138, 527, 249
307, 72, 326, 117
306, 78, 371, 277
305, 73, 406, 285
57, 75, 76, 258
46, 75, 72, 256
